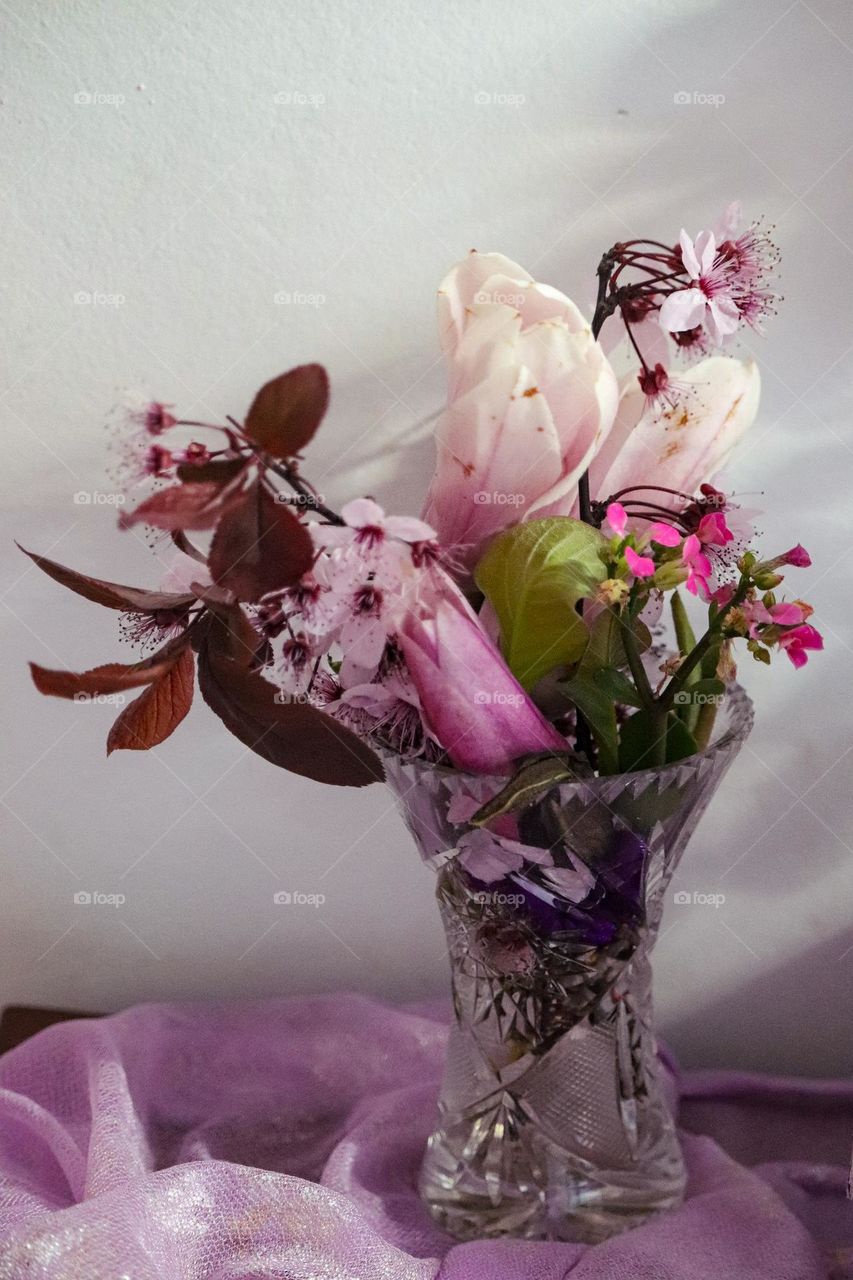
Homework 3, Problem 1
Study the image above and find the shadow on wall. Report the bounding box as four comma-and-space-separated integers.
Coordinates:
664, 921, 853, 1078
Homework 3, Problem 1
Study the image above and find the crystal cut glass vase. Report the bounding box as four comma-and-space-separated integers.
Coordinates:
384, 686, 753, 1244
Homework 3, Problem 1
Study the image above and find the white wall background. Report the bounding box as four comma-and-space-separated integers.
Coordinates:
1, 0, 851, 1075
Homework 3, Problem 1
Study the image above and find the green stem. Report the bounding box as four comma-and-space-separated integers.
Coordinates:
660, 578, 749, 712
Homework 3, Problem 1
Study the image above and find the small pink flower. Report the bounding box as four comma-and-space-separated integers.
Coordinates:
779, 544, 811, 568
696, 511, 734, 546
605, 501, 628, 536
776, 623, 823, 669
741, 599, 805, 639
625, 545, 655, 578
659, 230, 741, 345
648, 522, 681, 547
683, 533, 714, 599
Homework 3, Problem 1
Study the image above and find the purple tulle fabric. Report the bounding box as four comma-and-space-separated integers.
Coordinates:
0, 994, 850, 1279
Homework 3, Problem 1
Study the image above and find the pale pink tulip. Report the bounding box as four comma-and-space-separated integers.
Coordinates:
585, 355, 760, 512
423, 251, 618, 572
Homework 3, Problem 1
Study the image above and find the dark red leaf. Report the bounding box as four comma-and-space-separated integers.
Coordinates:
119, 481, 241, 532
176, 457, 248, 485
196, 617, 383, 787
30, 653, 179, 700
18, 544, 196, 612
208, 480, 314, 601
106, 647, 195, 753
243, 364, 329, 459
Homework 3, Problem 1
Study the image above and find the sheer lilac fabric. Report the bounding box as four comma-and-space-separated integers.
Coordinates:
0, 994, 849, 1279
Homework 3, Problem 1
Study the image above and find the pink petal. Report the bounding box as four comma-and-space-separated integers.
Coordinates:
695, 230, 716, 276
649, 522, 681, 547
382, 515, 436, 543
679, 229, 701, 280
707, 295, 741, 342
659, 288, 707, 334
341, 497, 385, 529
625, 545, 655, 578
769, 602, 804, 626
606, 501, 628, 536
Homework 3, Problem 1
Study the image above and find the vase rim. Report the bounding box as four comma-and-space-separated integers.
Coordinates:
383, 682, 754, 795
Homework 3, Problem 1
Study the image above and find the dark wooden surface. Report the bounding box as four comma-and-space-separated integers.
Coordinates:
0, 1006, 99, 1055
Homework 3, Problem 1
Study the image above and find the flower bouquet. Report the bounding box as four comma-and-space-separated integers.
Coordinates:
23, 203, 820, 1244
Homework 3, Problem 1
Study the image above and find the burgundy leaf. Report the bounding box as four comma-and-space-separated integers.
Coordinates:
106, 647, 195, 753
196, 618, 383, 787
119, 481, 241, 532
208, 480, 314, 601
30, 653, 180, 700
243, 364, 329, 459
176, 457, 248, 485
18, 545, 196, 612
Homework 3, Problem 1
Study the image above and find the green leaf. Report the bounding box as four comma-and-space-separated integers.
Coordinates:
593, 666, 644, 708
469, 753, 583, 826
560, 668, 619, 774
618, 709, 698, 773
474, 518, 608, 690
670, 590, 701, 729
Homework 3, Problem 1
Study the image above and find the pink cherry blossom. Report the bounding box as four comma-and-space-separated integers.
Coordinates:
776, 623, 823, 669
659, 230, 741, 345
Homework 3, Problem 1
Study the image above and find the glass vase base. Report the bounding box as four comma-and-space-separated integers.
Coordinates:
420, 1115, 686, 1244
